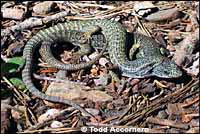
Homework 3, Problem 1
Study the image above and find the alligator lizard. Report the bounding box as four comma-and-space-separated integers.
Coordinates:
22, 19, 182, 117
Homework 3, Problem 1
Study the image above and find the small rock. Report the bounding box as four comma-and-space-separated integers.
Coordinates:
173, 28, 199, 66
99, 57, 109, 67
1, 8, 26, 20
50, 121, 64, 128
38, 109, 60, 123
134, 1, 156, 16
90, 68, 99, 76
45, 82, 86, 107
33, 1, 57, 14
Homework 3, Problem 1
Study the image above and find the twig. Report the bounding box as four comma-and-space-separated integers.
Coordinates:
100, 116, 119, 124
133, 9, 151, 37
146, 117, 189, 129
18, 127, 79, 134
33, 73, 87, 86
118, 100, 137, 120
42, 10, 70, 23
72, 2, 115, 9
1, 10, 70, 37
181, 96, 199, 108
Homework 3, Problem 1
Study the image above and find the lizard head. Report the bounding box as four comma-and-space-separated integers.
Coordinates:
152, 59, 182, 78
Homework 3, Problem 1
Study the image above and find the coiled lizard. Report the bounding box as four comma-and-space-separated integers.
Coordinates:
22, 19, 182, 117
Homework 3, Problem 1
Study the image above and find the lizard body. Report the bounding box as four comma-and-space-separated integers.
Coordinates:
22, 20, 182, 117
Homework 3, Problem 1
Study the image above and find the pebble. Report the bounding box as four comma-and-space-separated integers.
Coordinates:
50, 121, 64, 128
33, 1, 57, 14
99, 57, 109, 67
38, 109, 61, 123
134, 1, 156, 16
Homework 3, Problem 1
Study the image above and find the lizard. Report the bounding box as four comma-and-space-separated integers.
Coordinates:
22, 19, 182, 117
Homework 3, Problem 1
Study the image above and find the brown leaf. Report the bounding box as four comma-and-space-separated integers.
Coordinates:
38, 68, 58, 73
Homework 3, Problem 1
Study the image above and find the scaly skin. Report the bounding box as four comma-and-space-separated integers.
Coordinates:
22, 20, 182, 117
125, 32, 182, 78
